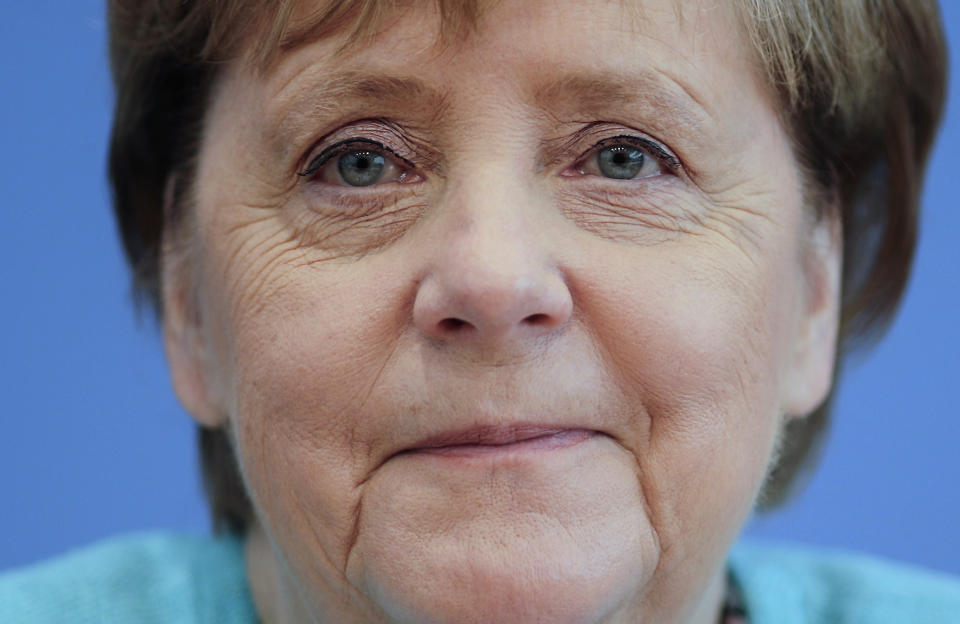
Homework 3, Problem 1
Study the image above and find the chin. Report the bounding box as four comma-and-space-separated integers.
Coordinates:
348, 495, 654, 624
345, 435, 656, 623
358, 544, 648, 624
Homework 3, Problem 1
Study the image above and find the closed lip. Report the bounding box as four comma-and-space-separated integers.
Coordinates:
400, 424, 599, 454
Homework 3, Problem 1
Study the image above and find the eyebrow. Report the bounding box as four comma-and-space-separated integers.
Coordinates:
532, 71, 714, 133
322, 74, 442, 108
268, 67, 713, 152
271, 70, 447, 121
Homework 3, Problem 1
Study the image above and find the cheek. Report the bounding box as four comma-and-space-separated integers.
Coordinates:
206, 241, 416, 571
575, 236, 798, 551
581, 239, 793, 412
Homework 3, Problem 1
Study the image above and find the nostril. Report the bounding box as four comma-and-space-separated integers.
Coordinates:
523, 313, 550, 326
439, 317, 471, 332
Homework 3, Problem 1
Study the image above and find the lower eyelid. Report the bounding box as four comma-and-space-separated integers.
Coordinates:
301, 174, 426, 206
566, 154, 664, 180
563, 168, 677, 190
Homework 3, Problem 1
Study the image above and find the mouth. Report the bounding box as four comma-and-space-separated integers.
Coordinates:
400, 425, 598, 459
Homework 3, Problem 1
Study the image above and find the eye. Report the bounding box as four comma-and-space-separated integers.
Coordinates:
336, 150, 388, 186
599, 146, 651, 179
573, 136, 678, 181
299, 139, 414, 187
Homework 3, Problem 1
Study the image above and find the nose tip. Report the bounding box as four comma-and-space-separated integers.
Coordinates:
412, 174, 573, 349
414, 270, 573, 345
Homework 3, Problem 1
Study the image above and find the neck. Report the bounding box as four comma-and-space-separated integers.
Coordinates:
245, 521, 316, 624
690, 567, 728, 624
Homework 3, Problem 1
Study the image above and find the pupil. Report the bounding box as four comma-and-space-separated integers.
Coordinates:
597, 146, 645, 179
338, 150, 386, 186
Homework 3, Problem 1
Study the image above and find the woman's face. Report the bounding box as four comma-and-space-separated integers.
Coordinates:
166, 0, 839, 622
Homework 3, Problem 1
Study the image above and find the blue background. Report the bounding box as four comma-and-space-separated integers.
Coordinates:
1, 2, 957, 575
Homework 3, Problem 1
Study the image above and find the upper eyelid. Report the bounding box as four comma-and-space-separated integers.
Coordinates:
541, 123, 684, 173
295, 117, 437, 177
580, 135, 681, 171
298, 138, 413, 178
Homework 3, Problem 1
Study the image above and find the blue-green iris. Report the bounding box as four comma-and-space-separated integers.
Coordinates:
338, 151, 387, 186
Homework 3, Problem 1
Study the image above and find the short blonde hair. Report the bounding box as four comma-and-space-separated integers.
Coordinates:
107, 0, 948, 531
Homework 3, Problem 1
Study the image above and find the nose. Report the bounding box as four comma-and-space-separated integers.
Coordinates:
412, 202, 573, 348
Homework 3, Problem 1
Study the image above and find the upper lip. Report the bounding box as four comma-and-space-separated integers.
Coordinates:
403, 423, 589, 452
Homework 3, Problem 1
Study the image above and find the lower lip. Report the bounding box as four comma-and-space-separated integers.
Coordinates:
410, 429, 597, 459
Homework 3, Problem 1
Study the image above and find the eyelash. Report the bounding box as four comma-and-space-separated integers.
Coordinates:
295, 131, 681, 184
297, 137, 415, 179
581, 134, 681, 173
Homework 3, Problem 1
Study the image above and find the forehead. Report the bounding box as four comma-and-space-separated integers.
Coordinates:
248, 0, 763, 127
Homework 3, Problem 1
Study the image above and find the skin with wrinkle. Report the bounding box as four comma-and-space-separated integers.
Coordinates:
163, 0, 841, 622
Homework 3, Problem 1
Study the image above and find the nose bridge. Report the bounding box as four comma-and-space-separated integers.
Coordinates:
412, 170, 572, 346
450, 176, 535, 302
